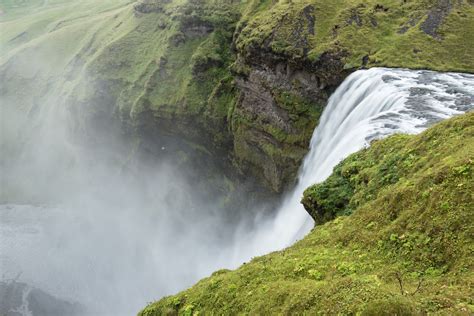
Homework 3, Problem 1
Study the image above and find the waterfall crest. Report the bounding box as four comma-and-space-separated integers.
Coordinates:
235, 68, 474, 260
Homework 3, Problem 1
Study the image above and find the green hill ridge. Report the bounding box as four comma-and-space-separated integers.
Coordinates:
1, 0, 474, 193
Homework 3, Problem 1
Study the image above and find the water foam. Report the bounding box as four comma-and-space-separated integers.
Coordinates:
233, 68, 474, 260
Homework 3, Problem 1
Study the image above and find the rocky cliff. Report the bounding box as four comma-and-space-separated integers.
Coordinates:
139, 111, 474, 315
2, 0, 473, 195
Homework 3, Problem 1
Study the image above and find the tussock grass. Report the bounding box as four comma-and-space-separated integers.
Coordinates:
141, 112, 474, 315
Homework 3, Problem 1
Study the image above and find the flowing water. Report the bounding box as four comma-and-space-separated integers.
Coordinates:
1, 68, 473, 315
231, 67, 474, 261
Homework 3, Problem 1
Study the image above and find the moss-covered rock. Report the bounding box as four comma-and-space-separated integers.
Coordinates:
140, 112, 474, 315
229, 0, 474, 191
236, 0, 474, 72
2, 0, 473, 193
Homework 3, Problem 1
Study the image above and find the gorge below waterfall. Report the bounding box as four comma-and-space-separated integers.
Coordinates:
1, 67, 473, 316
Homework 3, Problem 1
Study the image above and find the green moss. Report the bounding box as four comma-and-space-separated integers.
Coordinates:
236, 0, 474, 73
140, 112, 474, 315
302, 166, 355, 224
228, 86, 324, 191
226, 0, 473, 193
237, 90, 323, 146
3, 0, 473, 199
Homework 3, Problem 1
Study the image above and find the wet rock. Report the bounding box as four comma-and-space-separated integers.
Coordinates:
454, 96, 474, 111
362, 55, 369, 66
382, 74, 401, 82
409, 86, 433, 96
231, 32, 350, 191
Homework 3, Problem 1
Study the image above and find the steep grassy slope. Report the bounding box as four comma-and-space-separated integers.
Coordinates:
236, 0, 474, 72
2, 0, 474, 193
140, 112, 474, 315
0, 0, 134, 119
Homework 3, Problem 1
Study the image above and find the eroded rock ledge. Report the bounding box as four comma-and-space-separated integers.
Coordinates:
120, 0, 473, 193
4, 0, 472, 196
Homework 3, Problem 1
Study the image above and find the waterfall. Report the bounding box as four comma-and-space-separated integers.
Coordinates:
234, 68, 474, 260
2, 67, 473, 315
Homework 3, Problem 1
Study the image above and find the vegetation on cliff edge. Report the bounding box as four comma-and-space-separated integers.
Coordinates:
1, 0, 473, 193
140, 112, 474, 315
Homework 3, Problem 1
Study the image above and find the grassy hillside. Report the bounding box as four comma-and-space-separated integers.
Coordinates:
236, 0, 474, 72
140, 112, 474, 315
2, 0, 474, 192
0, 0, 134, 116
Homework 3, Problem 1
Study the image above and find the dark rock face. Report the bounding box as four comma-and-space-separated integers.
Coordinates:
0, 281, 83, 316
180, 16, 214, 38
231, 27, 350, 191
134, 0, 171, 14
420, 0, 453, 39
226, 4, 351, 192
231, 65, 320, 192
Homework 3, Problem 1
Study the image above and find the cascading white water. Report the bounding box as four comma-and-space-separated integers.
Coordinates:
232, 68, 474, 260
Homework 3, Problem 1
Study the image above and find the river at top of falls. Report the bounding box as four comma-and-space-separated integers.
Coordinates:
1, 68, 473, 316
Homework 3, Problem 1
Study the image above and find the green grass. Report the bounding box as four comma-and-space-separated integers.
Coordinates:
0, 0, 133, 53
2, 0, 473, 185
235, 0, 474, 73
140, 112, 474, 315
228, 0, 474, 193
0, 0, 135, 114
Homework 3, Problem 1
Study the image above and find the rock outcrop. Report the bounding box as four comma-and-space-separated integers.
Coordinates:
1, 0, 473, 196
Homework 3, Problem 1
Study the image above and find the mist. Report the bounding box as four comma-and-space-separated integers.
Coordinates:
0, 68, 268, 315
3, 62, 474, 315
